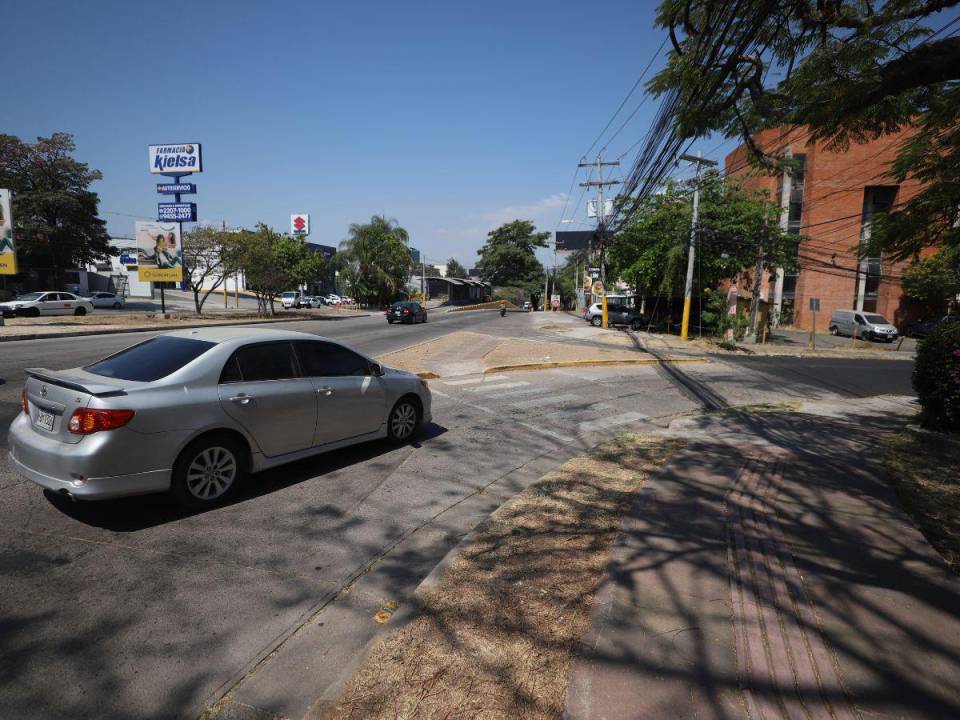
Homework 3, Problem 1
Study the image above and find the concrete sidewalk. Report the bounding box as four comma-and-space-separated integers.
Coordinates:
565, 401, 960, 719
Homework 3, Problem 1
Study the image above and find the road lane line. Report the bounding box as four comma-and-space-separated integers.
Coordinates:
512, 393, 581, 410
442, 375, 508, 386
517, 421, 568, 442
469, 382, 528, 393
578, 411, 648, 432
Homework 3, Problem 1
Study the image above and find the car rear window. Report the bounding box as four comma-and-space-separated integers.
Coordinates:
85, 336, 216, 381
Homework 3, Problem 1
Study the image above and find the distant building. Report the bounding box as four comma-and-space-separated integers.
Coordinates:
725, 125, 929, 330
424, 277, 490, 304
409, 246, 421, 265
467, 268, 480, 277
434, 263, 448, 278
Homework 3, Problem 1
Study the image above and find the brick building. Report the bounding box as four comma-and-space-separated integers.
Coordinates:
725, 126, 925, 331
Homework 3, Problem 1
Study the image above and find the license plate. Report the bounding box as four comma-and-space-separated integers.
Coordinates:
35, 409, 55, 432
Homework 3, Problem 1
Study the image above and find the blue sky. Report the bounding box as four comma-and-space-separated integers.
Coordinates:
7, 0, 719, 268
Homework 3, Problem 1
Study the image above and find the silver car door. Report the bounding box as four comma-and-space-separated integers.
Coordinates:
218, 342, 317, 457
295, 341, 386, 445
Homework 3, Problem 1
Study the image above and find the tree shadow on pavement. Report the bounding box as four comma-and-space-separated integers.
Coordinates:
565, 408, 960, 720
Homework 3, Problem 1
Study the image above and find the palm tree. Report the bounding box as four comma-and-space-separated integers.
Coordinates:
338, 215, 412, 307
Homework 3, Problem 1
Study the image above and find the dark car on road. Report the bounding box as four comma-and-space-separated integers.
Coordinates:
386, 301, 428, 324
906, 315, 958, 339
584, 301, 648, 330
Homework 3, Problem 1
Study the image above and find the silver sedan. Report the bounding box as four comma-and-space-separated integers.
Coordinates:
8, 328, 432, 508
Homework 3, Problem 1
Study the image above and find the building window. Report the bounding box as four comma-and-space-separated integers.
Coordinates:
855, 186, 898, 311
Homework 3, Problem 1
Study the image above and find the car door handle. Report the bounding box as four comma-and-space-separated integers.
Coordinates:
316, 386, 333, 396
229, 394, 254, 405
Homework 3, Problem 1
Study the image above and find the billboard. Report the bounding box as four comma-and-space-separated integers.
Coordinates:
555, 230, 596, 251
0, 189, 16, 275
291, 214, 309, 235
148, 144, 202, 174
136, 221, 184, 282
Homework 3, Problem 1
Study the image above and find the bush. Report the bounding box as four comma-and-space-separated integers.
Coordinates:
913, 321, 960, 431
701, 288, 749, 340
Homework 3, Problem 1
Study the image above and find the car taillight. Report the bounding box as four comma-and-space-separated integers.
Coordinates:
403, 309, 411, 315
68, 408, 135, 434
22, 390, 29, 415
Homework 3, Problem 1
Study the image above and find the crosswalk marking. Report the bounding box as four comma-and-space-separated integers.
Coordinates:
442, 375, 508, 386
429, 388, 451, 398
578, 411, 648, 432
517, 421, 569, 442
492, 386, 550, 398
469, 381, 528, 393
512, 393, 581, 410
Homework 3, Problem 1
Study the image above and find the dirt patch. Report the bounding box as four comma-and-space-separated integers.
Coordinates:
483, 338, 642, 367
376, 331, 501, 376
885, 430, 960, 573
328, 434, 685, 720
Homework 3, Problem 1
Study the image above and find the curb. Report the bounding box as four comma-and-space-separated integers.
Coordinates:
0, 314, 370, 342
483, 357, 708, 374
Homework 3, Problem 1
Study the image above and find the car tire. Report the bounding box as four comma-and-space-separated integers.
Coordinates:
113, 302, 122, 309
387, 396, 421, 443
630, 318, 643, 331
27, 307, 40, 317
171, 435, 245, 510
74, 307, 87, 316
590, 316, 602, 327
422, 314, 428, 323
387, 319, 395, 324
829, 325, 839, 336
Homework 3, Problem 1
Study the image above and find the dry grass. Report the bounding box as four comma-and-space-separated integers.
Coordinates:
328, 435, 685, 720
885, 430, 960, 573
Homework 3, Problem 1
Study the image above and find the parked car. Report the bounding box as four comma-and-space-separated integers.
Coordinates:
325, 294, 342, 305
82, 291, 125, 309
906, 315, 958, 339
386, 301, 428, 324
522, 301, 532, 311
584, 302, 647, 330
8, 328, 432, 509
0, 291, 94, 317
280, 291, 304, 309
829, 309, 898, 342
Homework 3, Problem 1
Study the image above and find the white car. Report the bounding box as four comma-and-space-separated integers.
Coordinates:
83, 291, 125, 309
0, 291, 95, 317
325, 294, 342, 305
280, 291, 304, 309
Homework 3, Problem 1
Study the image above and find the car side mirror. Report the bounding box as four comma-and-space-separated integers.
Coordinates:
370, 362, 384, 377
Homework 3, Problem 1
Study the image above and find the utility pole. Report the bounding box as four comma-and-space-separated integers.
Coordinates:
748, 223, 767, 342
579, 154, 620, 328
772, 147, 792, 326
678, 151, 717, 340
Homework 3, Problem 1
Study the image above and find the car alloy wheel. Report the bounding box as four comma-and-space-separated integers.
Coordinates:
590, 316, 602, 327
389, 399, 419, 442
185, 446, 237, 501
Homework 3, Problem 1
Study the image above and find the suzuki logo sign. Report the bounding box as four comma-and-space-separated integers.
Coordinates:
291, 214, 309, 235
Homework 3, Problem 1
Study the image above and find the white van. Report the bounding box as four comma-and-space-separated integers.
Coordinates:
280, 291, 303, 309
829, 309, 899, 342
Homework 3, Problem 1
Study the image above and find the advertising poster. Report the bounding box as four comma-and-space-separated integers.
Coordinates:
136, 221, 183, 282
148, 144, 202, 174
0, 189, 17, 275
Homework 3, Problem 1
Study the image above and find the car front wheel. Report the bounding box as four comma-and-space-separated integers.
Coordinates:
74, 307, 87, 316
113, 302, 122, 309
590, 316, 602, 327
171, 436, 244, 509
387, 397, 421, 443
829, 325, 839, 336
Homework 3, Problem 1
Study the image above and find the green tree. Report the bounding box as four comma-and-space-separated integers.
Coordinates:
649, 0, 960, 258
476, 220, 548, 298
446, 257, 467, 278
0, 132, 110, 287
902, 246, 960, 312
223, 224, 326, 315
337, 215, 412, 307
608, 173, 797, 306
181, 226, 235, 315
422, 264, 442, 277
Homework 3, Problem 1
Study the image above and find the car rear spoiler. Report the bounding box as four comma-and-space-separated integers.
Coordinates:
24, 368, 127, 398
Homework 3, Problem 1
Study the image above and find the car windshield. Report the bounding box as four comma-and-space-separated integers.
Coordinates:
863, 314, 888, 324
84, 336, 216, 382
15, 292, 44, 301
392, 302, 410, 308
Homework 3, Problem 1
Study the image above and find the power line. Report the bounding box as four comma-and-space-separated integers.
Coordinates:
582, 36, 669, 161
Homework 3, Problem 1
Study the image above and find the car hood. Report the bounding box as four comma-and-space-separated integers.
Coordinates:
872, 324, 898, 331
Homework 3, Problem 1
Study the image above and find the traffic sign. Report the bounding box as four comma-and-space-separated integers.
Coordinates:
157, 203, 197, 222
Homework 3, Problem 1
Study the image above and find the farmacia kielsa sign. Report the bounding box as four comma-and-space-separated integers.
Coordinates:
148, 144, 203, 174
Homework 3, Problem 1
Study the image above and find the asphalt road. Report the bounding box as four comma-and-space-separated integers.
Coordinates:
0, 312, 917, 720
